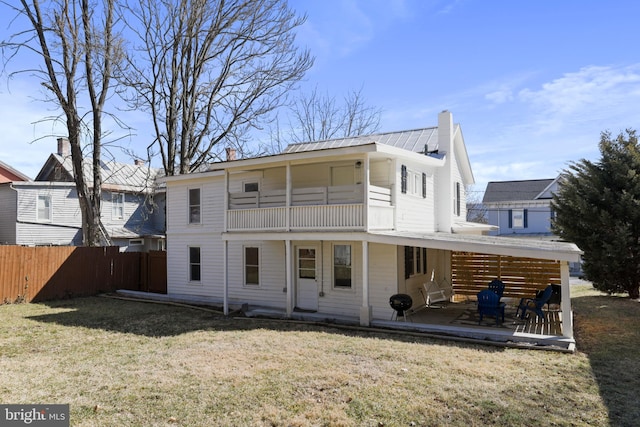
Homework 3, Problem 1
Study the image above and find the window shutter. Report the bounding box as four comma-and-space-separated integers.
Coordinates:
401, 165, 407, 194
456, 182, 461, 216
404, 246, 412, 279
422, 173, 427, 198
422, 248, 427, 274
508, 209, 513, 228
524, 209, 528, 228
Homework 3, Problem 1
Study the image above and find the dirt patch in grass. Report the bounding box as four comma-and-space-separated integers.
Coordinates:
0, 291, 625, 426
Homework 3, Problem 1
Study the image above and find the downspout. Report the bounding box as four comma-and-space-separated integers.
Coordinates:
360, 240, 371, 326
223, 170, 229, 315
285, 239, 293, 317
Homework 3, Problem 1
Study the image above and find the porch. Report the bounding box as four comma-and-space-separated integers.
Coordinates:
226, 183, 395, 231
243, 300, 571, 351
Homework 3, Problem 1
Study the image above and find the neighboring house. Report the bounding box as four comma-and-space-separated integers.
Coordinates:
483, 177, 559, 238
482, 176, 582, 275
163, 111, 581, 345
0, 138, 165, 251
0, 159, 31, 183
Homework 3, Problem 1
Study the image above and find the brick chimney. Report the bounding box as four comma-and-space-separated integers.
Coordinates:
225, 147, 236, 161
57, 138, 70, 157
134, 159, 145, 166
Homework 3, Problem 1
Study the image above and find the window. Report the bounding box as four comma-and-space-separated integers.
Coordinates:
189, 247, 201, 282
509, 209, 528, 229
129, 239, 144, 246
401, 165, 425, 197
244, 182, 259, 192
37, 195, 51, 221
244, 246, 260, 285
112, 193, 125, 219
404, 246, 427, 279
333, 244, 352, 289
401, 165, 407, 193
189, 188, 201, 224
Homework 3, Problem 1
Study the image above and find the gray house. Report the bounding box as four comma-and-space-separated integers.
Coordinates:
0, 138, 165, 251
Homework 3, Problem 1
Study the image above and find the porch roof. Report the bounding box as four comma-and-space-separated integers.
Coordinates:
368, 230, 582, 262
222, 230, 582, 262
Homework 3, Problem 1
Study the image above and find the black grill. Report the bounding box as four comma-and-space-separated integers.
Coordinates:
389, 294, 413, 321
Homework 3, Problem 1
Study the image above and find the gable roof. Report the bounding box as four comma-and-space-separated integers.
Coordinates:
0, 159, 31, 182
482, 178, 556, 204
283, 127, 440, 155
35, 154, 163, 193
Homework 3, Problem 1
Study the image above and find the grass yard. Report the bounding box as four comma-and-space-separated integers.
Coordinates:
0, 285, 637, 427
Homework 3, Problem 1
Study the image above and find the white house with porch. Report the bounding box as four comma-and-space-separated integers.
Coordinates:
163, 111, 582, 349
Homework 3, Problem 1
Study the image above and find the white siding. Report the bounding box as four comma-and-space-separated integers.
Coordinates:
316, 240, 362, 317
226, 240, 286, 309
369, 243, 399, 320
0, 184, 17, 244
166, 175, 225, 297
395, 160, 437, 233
15, 185, 83, 246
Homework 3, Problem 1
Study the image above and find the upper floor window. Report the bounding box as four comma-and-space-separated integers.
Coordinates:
189, 188, 201, 224
37, 195, 51, 221
401, 165, 427, 198
333, 244, 352, 289
244, 182, 259, 192
112, 193, 125, 219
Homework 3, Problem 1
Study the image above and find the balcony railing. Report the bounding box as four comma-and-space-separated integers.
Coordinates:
226, 184, 394, 231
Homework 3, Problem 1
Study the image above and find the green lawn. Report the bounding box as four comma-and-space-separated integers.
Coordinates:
0, 285, 637, 426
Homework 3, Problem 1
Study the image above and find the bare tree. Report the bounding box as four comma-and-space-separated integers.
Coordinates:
288, 86, 382, 144
1, 0, 123, 246
120, 0, 313, 175
466, 186, 488, 224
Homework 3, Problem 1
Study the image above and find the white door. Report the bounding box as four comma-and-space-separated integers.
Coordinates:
296, 246, 318, 311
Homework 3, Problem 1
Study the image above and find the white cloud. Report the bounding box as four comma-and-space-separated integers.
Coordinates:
518, 64, 640, 118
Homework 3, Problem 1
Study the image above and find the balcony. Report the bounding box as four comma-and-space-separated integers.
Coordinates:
226, 184, 394, 232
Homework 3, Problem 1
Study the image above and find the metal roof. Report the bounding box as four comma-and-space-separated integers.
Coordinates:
37, 154, 163, 193
283, 127, 439, 154
482, 179, 556, 204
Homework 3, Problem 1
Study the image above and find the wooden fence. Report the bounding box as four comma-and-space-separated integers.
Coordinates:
0, 246, 167, 304
451, 251, 561, 300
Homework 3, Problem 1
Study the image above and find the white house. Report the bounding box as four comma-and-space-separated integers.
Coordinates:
0, 138, 165, 251
163, 111, 582, 347
483, 177, 560, 238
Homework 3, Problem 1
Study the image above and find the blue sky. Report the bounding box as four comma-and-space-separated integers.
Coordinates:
2, 0, 640, 196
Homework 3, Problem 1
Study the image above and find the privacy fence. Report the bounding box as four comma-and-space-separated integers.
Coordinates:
451, 251, 561, 300
0, 246, 166, 304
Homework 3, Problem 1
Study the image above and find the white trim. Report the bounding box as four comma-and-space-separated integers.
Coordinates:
332, 243, 353, 290
243, 245, 261, 287
188, 187, 202, 225
221, 230, 581, 262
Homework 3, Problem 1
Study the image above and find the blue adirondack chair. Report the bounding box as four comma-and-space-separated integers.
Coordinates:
516, 285, 554, 320
487, 278, 505, 299
477, 289, 506, 325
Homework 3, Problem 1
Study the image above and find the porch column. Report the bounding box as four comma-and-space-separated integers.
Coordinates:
360, 240, 372, 326
223, 169, 229, 232
286, 162, 291, 231
363, 156, 369, 231
285, 239, 293, 317
560, 261, 573, 339
223, 240, 229, 315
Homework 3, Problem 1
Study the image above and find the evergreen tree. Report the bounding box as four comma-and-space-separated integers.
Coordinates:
552, 129, 640, 299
